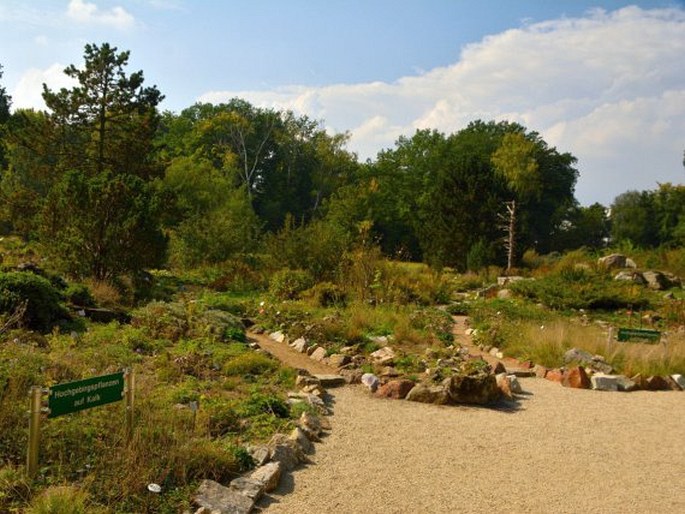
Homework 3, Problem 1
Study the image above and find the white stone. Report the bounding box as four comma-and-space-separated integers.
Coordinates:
507, 375, 523, 394
361, 373, 380, 392
250, 462, 282, 493
309, 346, 327, 362
370, 346, 396, 365
270, 331, 286, 343
591, 373, 619, 391
290, 337, 308, 353
671, 374, 685, 390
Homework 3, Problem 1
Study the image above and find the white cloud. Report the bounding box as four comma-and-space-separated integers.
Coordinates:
11, 63, 78, 111
198, 6, 685, 205
66, 0, 134, 29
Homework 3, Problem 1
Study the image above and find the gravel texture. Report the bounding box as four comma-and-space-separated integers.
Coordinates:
260, 379, 685, 513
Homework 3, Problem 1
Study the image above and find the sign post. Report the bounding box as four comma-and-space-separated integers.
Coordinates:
26, 370, 133, 477
26, 386, 42, 477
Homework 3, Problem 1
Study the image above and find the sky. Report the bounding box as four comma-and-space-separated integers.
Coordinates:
1, 0, 684, 206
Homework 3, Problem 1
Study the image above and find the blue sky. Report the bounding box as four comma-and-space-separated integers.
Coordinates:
1, 1, 684, 205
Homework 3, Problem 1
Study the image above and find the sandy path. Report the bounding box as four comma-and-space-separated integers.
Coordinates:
249, 331, 337, 375
261, 379, 685, 513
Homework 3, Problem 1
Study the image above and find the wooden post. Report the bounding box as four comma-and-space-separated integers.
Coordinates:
124, 369, 135, 444
27, 386, 42, 477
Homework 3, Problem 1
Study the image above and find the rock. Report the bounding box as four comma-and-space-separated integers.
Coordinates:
290, 337, 308, 353
369, 335, 389, 345
533, 364, 548, 378
497, 289, 512, 300
339, 368, 363, 384
591, 373, 619, 391
563, 348, 594, 365
497, 276, 526, 286
508, 375, 523, 394
250, 461, 282, 493
615, 375, 639, 392
671, 374, 685, 390
642, 270, 681, 290
545, 369, 564, 383
614, 271, 646, 284
493, 362, 506, 375
488, 347, 500, 357
465, 328, 477, 336
370, 346, 396, 366
625, 258, 637, 268
295, 375, 321, 387
477, 284, 498, 298
405, 383, 450, 405
248, 445, 270, 467
375, 379, 415, 399
361, 373, 380, 392
443, 373, 501, 405
312, 374, 347, 388
270, 331, 287, 343
496, 373, 513, 399
300, 383, 326, 396
380, 366, 400, 377
562, 366, 591, 389
229, 476, 265, 501
194, 479, 254, 514
268, 434, 306, 471
289, 427, 314, 454
328, 353, 351, 368
299, 412, 325, 436
598, 253, 627, 270
630, 373, 648, 390
664, 376, 683, 391
646, 375, 671, 391
309, 346, 327, 362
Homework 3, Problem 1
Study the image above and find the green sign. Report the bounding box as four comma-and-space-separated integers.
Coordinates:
617, 327, 661, 343
48, 372, 125, 418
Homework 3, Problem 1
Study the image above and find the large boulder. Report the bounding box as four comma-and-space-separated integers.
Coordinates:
376, 379, 415, 400
370, 346, 396, 366
562, 366, 591, 389
194, 479, 254, 514
642, 271, 681, 290
598, 253, 627, 270
405, 383, 450, 405
443, 372, 500, 405
614, 271, 646, 285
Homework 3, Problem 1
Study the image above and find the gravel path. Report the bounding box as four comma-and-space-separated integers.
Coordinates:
260, 379, 685, 513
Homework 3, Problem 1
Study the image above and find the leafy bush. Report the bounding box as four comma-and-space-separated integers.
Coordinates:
269, 269, 314, 300
307, 281, 347, 307
132, 301, 189, 341
509, 269, 650, 311
26, 486, 96, 514
0, 271, 67, 331
63, 283, 95, 307
223, 352, 278, 376
191, 309, 245, 342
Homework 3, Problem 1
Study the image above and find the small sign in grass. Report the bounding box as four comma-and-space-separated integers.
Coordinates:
48, 372, 125, 418
617, 328, 661, 343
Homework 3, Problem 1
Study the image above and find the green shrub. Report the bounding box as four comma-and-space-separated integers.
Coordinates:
26, 486, 96, 514
63, 283, 95, 307
0, 271, 67, 331
237, 392, 289, 419
132, 301, 189, 341
191, 309, 245, 342
223, 352, 278, 376
307, 281, 347, 307
269, 269, 314, 300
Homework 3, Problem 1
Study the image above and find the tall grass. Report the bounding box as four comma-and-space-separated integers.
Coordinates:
502, 320, 685, 376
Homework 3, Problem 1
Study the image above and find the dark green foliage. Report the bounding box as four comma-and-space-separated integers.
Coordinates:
39, 170, 166, 280
0, 271, 66, 331
63, 283, 95, 307
269, 268, 315, 300
223, 352, 278, 376
237, 392, 290, 419
509, 268, 650, 310
308, 281, 347, 307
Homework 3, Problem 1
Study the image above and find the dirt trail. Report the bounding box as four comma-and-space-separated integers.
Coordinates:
248, 331, 337, 375
252, 323, 685, 513
261, 380, 685, 513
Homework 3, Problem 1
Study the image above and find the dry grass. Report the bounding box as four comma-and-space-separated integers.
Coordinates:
509, 320, 685, 376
